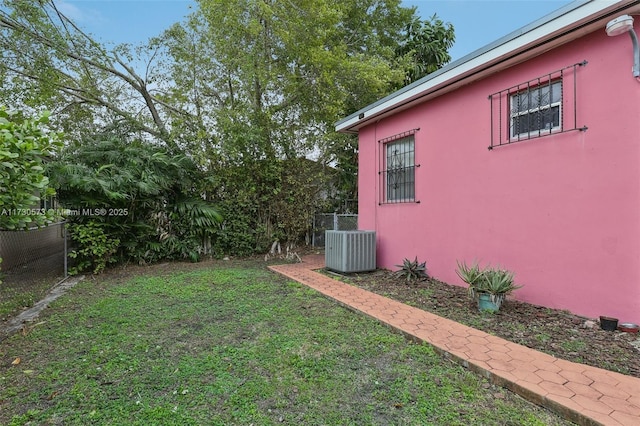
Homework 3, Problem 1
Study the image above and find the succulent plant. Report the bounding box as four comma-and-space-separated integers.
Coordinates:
394, 257, 428, 283
456, 260, 522, 303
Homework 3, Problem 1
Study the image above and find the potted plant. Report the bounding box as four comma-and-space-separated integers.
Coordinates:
455, 261, 522, 312
478, 267, 521, 312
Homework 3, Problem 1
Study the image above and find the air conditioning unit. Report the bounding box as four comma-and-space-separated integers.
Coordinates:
325, 230, 376, 273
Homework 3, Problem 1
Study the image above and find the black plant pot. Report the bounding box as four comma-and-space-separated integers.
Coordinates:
599, 316, 619, 331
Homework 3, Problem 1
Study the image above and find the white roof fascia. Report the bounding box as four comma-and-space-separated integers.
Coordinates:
335, 0, 632, 134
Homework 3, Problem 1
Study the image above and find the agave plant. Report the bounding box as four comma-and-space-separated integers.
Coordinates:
475, 267, 518, 309
394, 257, 428, 283
456, 261, 522, 303
455, 260, 485, 300
482, 268, 521, 295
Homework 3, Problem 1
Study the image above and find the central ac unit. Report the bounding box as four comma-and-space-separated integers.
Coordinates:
325, 230, 376, 273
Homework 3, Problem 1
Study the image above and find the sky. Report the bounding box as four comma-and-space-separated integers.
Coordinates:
60, 0, 575, 62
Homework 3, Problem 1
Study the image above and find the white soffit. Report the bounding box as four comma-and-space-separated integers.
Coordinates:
335, 0, 639, 134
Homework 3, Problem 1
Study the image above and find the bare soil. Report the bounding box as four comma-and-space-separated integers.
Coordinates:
334, 268, 640, 378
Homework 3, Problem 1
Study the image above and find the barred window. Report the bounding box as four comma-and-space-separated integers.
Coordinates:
511, 80, 562, 139
488, 61, 588, 149
379, 133, 416, 204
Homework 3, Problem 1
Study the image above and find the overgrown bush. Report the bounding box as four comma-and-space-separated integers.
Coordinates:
48, 138, 222, 271
210, 157, 332, 256
67, 221, 120, 274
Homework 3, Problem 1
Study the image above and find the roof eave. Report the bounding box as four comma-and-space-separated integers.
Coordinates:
335, 0, 640, 134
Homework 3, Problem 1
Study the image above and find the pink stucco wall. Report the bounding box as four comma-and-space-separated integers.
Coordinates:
358, 26, 640, 323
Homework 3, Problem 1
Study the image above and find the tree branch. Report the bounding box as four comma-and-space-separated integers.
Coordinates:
0, 8, 176, 148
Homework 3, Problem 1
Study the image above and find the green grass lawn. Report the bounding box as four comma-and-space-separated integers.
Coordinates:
0, 275, 59, 322
0, 261, 572, 425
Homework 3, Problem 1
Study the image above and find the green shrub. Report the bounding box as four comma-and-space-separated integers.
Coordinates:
0, 107, 62, 230
455, 260, 484, 299
48, 138, 222, 267
481, 268, 521, 295
209, 158, 332, 256
67, 221, 120, 274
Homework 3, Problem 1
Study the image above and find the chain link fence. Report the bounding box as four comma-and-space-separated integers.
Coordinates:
0, 213, 354, 273
312, 213, 358, 247
0, 222, 67, 287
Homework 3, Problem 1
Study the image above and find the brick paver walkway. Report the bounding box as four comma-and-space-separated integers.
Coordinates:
269, 255, 640, 426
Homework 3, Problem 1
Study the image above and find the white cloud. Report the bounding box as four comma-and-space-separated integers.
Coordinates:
55, 1, 85, 22
55, 0, 105, 26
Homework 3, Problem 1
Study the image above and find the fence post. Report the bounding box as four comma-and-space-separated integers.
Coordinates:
312, 215, 316, 247
333, 212, 338, 231
63, 222, 68, 278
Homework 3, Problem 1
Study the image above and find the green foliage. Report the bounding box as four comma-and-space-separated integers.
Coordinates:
163, 0, 455, 209
210, 158, 332, 256
0, 1, 177, 149
481, 268, 522, 295
394, 257, 428, 283
161, 197, 223, 262
270, 158, 334, 246
48, 138, 222, 270
0, 106, 62, 230
395, 13, 456, 87
67, 221, 120, 275
1, 1, 458, 255
455, 260, 484, 290
456, 260, 522, 299
322, 133, 359, 211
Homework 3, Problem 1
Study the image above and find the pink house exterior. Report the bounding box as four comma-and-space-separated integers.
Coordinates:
336, 0, 640, 323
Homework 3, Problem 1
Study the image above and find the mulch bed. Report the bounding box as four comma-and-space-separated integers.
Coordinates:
334, 268, 640, 378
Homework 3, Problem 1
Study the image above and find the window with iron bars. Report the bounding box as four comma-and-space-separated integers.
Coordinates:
379, 129, 419, 204
488, 61, 588, 149
511, 80, 562, 138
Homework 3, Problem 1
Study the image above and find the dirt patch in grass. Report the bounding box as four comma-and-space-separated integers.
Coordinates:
333, 269, 640, 378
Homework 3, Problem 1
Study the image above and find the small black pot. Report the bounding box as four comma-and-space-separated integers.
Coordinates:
599, 316, 619, 331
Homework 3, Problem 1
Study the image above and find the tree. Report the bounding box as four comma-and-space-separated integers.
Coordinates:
395, 14, 455, 87
161, 0, 457, 249
1, 0, 456, 253
0, 106, 62, 230
1, 1, 455, 155
0, 0, 181, 150
161, 0, 432, 249
158, 0, 422, 162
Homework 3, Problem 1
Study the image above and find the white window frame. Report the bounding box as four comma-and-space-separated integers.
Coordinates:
510, 80, 562, 139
